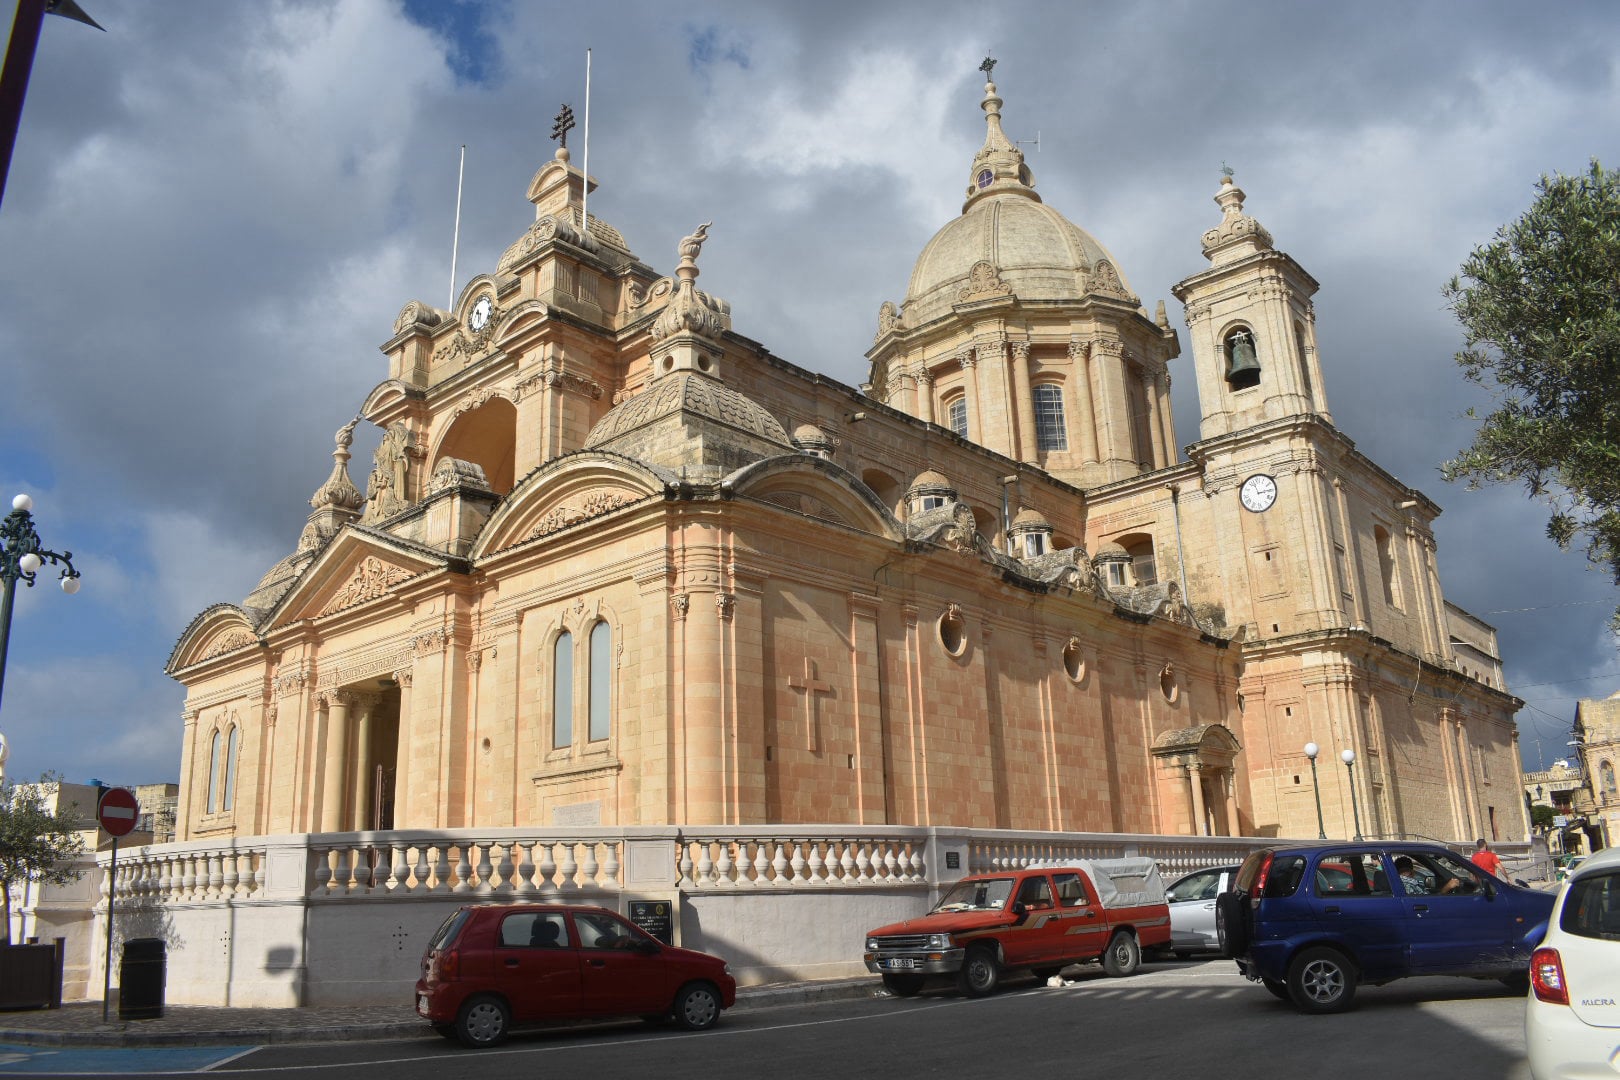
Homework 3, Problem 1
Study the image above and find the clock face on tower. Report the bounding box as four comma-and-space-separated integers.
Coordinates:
469, 295, 493, 332
1240, 473, 1278, 513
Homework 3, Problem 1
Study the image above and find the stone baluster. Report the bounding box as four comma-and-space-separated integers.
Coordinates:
789, 841, 808, 884
432, 844, 452, 893
494, 843, 514, 892
599, 842, 620, 888
678, 841, 695, 887
475, 842, 494, 892
538, 842, 558, 891
557, 842, 580, 890
581, 843, 600, 889
695, 842, 714, 886
806, 842, 826, 884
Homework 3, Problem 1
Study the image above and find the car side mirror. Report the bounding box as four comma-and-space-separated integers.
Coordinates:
633, 938, 661, 955
1480, 877, 1497, 899
1010, 901, 1028, 923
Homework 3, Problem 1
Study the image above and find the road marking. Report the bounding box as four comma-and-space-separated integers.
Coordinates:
0, 1043, 253, 1076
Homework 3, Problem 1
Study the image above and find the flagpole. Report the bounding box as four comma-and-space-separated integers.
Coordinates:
581, 48, 591, 236
448, 144, 465, 309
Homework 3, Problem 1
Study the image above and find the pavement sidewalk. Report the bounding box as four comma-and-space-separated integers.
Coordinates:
0, 978, 883, 1048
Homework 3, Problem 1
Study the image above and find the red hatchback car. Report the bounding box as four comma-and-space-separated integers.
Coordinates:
416, 903, 737, 1047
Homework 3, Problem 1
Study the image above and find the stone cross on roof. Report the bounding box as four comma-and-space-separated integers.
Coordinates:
551, 104, 575, 149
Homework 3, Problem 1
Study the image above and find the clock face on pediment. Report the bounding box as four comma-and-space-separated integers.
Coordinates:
468, 295, 493, 332
1240, 473, 1278, 513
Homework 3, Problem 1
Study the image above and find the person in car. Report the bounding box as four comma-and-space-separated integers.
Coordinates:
1395, 856, 1431, 894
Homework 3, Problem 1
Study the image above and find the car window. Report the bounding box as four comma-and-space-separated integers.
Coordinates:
1315, 852, 1392, 897
1052, 872, 1089, 907
1394, 850, 1485, 896
427, 909, 472, 950
498, 912, 568, 948
1168, 870, 1220, 902
1561, 871, 1620, 940
574, 911, 637, 950
935, 877, 1015, 912
1261, 855, 1308, 898
1016, 875, 1054, 909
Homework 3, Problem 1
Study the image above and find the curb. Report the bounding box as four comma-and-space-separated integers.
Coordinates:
0, 978, 883, 1049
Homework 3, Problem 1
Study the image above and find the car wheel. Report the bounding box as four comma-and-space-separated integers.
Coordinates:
1216, 892, 1249, 959
455, 994, 511, 1048
1261, 977, 1290, 1001
1102, 932, 1141, 977
673, 982, 723, 1031
957, 945, 1000, 997
882, 972, 926, 997
432, 1022, 457, 1041
1286, 946, 1357, 1014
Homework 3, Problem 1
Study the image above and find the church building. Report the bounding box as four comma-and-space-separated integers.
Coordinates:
166, 70, 1526, 845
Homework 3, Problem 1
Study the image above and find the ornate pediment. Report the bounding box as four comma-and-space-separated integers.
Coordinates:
320, 556, 416, 615
528, 488, 641, 541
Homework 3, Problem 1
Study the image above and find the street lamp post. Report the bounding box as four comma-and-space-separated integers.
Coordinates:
1341, 748, 1364, 842
0, 494, 81, 715
1304, 742, 1326, 839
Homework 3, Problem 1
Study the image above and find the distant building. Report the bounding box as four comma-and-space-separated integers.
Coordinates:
1524, 759, 1588, 855
166, 70, 1525, 845
1571, 690, 1620, 850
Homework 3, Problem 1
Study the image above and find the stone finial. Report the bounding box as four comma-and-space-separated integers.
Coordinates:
1200, 171, 1275, 265
652, 223, 730, 345
310, 416, 365, 513
676, 223, 712, 282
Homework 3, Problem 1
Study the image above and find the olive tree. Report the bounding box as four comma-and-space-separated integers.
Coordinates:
1443, 160, 1620, 623
0, 775, 87, 944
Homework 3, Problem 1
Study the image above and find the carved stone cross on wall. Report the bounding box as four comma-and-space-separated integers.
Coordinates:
787, 657, 833, 753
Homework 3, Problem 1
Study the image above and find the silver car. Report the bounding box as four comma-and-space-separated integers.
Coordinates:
1166, 864, 1240, 958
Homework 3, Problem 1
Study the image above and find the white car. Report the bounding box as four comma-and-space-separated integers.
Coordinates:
1166, 864, 1239, 958
1527, 845, 1620, 1078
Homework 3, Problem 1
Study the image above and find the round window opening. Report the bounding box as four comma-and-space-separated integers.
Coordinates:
1159, 664, 1178, 703
697, 354, 712, 372
480, 737, 492, 753
1063, 639, 1085, 681
938, 610, 967, 656
663, 356, 674, 372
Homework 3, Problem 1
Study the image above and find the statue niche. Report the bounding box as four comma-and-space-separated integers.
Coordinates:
362, 422, 413, 524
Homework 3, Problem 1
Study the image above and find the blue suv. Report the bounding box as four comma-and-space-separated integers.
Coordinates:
1217, 842, 1554, 1013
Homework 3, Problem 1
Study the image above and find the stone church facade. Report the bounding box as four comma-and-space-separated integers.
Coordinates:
166, 73, 1526, 845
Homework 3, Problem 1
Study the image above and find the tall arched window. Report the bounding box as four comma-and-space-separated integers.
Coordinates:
1033, 384, 1068, 451
222, 727, 239, 812
552, 631, 574, 749
206, 729, 222, 814
946, 397, 968, 438
1604, 760, 1616, 795
589, 621, 612, 742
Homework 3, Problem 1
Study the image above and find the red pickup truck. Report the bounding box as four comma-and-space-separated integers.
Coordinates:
863, 858, 1171, 997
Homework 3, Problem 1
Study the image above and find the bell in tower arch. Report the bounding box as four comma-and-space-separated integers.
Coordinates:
1224, 328, 1261, 391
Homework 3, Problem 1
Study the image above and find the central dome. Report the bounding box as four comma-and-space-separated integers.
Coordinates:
904, 198, 1131, 328
899, 76, 1134, 331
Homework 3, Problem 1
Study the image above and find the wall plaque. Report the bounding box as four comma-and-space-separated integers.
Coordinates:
628, 899, 674, 945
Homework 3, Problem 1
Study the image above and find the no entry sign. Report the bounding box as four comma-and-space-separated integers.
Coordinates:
96, 787, 139, 837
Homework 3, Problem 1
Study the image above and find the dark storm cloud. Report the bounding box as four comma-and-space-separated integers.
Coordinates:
0, 0, 1615, 785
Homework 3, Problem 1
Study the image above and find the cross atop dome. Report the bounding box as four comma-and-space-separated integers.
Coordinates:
963, 58, 1039, 212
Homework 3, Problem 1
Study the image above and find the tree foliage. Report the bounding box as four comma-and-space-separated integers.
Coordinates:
1443, 160, 1620, 621
0, 775, 88, 944
1529, 803, 1557, 831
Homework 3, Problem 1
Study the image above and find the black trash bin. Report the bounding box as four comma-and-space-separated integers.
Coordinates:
119, 938, 165, 1020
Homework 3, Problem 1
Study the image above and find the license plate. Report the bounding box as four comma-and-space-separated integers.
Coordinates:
885, 958, 918, 970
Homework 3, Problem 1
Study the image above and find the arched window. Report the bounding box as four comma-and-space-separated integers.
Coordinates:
1033, 384, 1068, 451
552, 631, 574, 749
1224, 327, 1261, 391
206, 729, 222, 814
222, 726, 239, 812
588, 621, 612, 742
1118, 533, 1158, 586
1604, 760, 1616, 795
946, 397, 968, 439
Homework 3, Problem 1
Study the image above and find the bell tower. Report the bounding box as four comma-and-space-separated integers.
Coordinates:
1173, 172, 1331, 441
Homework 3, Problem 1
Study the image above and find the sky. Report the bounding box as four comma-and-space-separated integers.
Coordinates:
0, 0, 1616, 788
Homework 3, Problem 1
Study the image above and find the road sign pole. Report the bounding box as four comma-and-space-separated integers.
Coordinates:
101, 834, 117, 1023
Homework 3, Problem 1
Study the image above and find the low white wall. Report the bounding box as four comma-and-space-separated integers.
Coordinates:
38, 826, 1490, 1008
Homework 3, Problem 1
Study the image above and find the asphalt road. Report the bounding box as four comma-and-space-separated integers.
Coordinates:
0, 959, 1533, 1078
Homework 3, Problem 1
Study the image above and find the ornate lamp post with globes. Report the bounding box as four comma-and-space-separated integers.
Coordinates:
0, 493, 81, 715
1304, 742, 1326, 839
1341, 748, 1365, 842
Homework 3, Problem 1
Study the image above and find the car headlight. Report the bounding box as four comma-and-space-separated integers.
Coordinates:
865, 939, 878, 952
927, 934, 952, 949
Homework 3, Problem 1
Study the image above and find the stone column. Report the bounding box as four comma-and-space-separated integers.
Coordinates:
319, 690, 353, 834
1144, 371, 1168, 468
1068, 339, 1100, 464
1011, 342, 1037, 462
177, 709, 200, 841
961, 350, 984, 442
1157, 373, 1177, 466
916, 369, 936, 425
1223, 769, 1239, 837
1091, 338, 1133, 478
392, 669, 413, 828
349, 693, 379, 832
1188, 762, 1208, 836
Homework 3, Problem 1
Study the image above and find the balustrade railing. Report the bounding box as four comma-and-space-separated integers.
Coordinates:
94, 827, 1291, 909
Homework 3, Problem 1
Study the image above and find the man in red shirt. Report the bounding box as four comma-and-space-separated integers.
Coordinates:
1471, 838, 1504, 879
